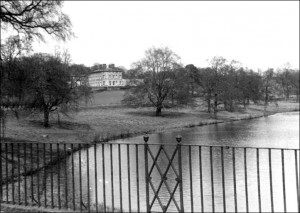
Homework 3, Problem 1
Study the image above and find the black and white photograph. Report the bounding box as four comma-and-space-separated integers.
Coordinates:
0, 1, 299, 212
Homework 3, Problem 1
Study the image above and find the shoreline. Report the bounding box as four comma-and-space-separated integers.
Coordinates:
91, 106, 300, 144
2, 102, 299, 145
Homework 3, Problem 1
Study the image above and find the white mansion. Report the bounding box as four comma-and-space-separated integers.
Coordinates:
88, 64, 126, 87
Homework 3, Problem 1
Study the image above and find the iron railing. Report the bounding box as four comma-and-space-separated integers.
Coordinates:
0, 138, 299, 212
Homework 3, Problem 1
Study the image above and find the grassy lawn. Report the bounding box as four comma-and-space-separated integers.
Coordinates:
2, 96, 299, 145
80, 89, 126, 107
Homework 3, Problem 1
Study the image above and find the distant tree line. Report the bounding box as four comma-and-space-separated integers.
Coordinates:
123, 47, 299, 116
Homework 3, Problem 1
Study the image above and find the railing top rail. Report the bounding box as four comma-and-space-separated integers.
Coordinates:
109, 142, 300, 151
0, 141, 299, 151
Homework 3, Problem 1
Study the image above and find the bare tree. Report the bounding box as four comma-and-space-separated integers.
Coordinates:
289, 69, 300, 102
1, 0, 73, 41
208, 56, 227, 114
276, 63, 294, 101
123, 47, 180, 116
141, 47, 180, 116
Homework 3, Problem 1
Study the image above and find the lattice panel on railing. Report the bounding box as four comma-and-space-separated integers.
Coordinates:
145, 142, 184, 213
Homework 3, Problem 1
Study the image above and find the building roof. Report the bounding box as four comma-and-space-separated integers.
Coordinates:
90, 68, 123, 74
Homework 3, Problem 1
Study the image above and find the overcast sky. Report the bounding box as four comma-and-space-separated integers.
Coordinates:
31, 1, 299, 70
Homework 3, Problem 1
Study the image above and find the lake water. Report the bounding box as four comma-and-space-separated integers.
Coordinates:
114, 111, 299, 149
66, 111, 299, 212
6, 112, 299, 212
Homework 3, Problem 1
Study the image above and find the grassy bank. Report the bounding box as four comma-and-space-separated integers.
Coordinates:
2, 100, 299, 145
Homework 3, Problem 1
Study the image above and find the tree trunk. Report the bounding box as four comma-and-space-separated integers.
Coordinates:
229, 99, 233, 112
224, 100, 227, 111
156, 107, 162, 116
0, 109, 6, 138
213, 93, 218, 114
207, 91, 211, 113
57, 111, 61, 127
264, 86, 269, 106
191, 83, 194, 97
44, 108, 50, 127
286, 88, 290, 100
264, 102, 267, 116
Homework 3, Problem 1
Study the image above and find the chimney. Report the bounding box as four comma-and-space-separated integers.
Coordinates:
109, 64, 115, 68
102, 64, 107, 69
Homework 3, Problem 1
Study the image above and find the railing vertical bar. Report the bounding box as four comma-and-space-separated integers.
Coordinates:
135, 144, 140, 212
189, 146, 194, 212
144, 142, 149, 213
50, 144, 54, 209
17, 143, 21, 205
37, 143, 40, 207
118, 144, 123, 212
295, 150, 299, 213
233, 147, 237, 213
281, 149, 286, 213
257, 148, 261, 213
269, 149, 274, 213
57, 144, 61, 209
79, 144, 83, 212
244, 148, 248, 213
71, 144, 75, 211
94, 144, 98, 213
127, 144, 131, 212
210, 146, 215, 213
87, 147, 90, 213
30, 143, 34, 206
178, 141, 184, 212
64, 144, 68, 210
24, 143, 27, 206
110, 144, 114, 212
0, 143, 2, 204
11, 143, 14, 205
221, 147, 226, 213
5, 143, 8, 203
43, 143, 46, 208
199, 146, 204, 213
102, 144, 106, 212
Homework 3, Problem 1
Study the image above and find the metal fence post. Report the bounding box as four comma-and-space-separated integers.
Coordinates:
176, 135, 184, 213
0, 143, 2, 204
144, 135, 150, 213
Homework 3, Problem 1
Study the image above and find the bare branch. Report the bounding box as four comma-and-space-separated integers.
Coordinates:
1, 0, 73, 41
